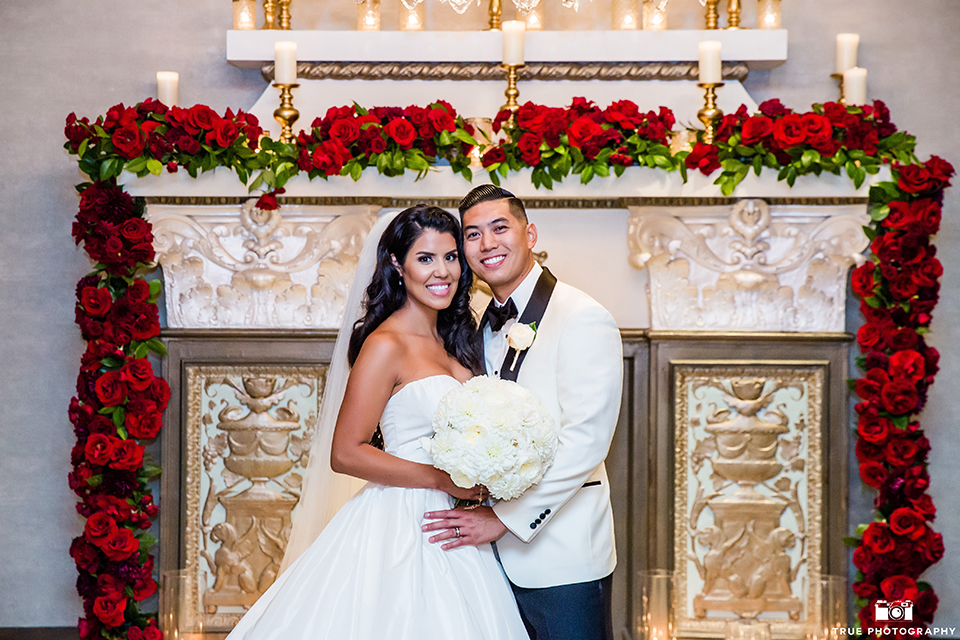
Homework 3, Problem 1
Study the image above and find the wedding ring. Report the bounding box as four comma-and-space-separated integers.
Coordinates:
454, 526, 461, 539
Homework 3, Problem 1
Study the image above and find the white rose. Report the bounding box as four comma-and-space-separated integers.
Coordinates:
506, 322, 536, 352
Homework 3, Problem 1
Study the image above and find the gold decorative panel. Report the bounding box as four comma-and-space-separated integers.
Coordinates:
673, 363, 824, 639
183, 365, 326, 632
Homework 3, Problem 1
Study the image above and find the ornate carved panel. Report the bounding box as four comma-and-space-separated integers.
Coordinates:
148, 204, 379, 329
673, 363, 824, 639
182, 364, 326, 632
628, 201, 869, 332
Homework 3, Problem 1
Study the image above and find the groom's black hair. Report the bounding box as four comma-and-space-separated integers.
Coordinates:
458, 184, 528, 224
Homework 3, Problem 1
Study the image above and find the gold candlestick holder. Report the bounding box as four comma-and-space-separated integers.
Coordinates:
704, 0, 720, 28
262, 0, 279, 28
273, 83, 300, 144
831, 73, 846, 105
278, 0, 292, 29
726, 0, 742, 28
697, 82, 724, 145
500, 64, 524, 128
488, 0, 503, 30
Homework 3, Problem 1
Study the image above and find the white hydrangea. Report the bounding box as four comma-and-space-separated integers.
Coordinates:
420, 376, 558, 500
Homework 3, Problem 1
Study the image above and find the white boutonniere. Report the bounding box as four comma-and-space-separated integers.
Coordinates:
506, 321, 537, 371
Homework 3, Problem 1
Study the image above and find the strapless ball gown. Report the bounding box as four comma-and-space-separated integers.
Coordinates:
226, 374, 530, 640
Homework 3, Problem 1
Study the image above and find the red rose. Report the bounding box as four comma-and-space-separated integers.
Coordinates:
802, 113, 833, 144
772, 113, 806, 148
604, 100, 642, 130
129, 623, 163, 640
428, 108, 456, 133
81, 287, 113, 317
880, 381, 919, 415
740, 116, 773, 145
855, 368, 889, 401
919, 530, 944, 565
856, 323, 886, 351
70, 537, 101, 572
888, 350, 925, 384
357, 127, 386, 157
94, 371, 127, 406
119, 359, 154, 392
858, 416, 892, 445
758, 99, 789, 118
90, 494, 133, 521
328, 118, 360, 145
187, 105, 218, 132
911, 258, 943, 289
896, 164, 934, 194
178, 135, 201, 155
911, 494, 936, 521
889, 507, 926, 540
127, 280, 150, 303
481, 147, 506, 168
517, 132, 542, 166
850, 262, 877, 298
516, 102, 549, 132
567, 117, 605, 150
311, 139, 351, 176
92, 592, 127, 627
859, 461, 888, 489
206, 118, 239, 148
886, 435, 919, 467
915, 589, 939, 624
118, 218, 149, 243
863, 522, 895, 553
880, 575, 919, 602
111, 122, 146, 160
101, 527, 140, 561
685, 142, 721, 175
110, 439, 144, 471
853, 581, 882, 600
85, 434, 118, 466
125, 407, 163, 439
130, 311, 160, 341
888, 328, 919, 351
383, 118, 417, 149
925, 155, 955, 183
84, 512, 118, 544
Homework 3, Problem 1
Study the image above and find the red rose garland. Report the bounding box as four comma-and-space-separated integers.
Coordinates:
66, 96, 951, 637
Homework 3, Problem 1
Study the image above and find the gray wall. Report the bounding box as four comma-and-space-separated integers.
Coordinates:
1, 0, 957, 628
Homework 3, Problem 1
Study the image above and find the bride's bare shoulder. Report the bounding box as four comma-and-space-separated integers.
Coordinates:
354, 326, 407, 369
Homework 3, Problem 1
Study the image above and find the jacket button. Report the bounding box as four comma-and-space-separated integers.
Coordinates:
535, 518, 542, 524
530, 523, 537, 529
539, 512, 546, 519
544, 509, 551, 515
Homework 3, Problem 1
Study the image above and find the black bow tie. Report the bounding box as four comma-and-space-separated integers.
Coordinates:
482, 297, 518, 332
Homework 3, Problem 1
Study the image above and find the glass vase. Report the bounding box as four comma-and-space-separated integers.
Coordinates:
757, 0, 781, 29
398, 0, 426, 31
233, 0, 257, 29
642, 0, 668, 30
636, 569, 673, 640
357, 0, 381, 31
612, 0, 639, 30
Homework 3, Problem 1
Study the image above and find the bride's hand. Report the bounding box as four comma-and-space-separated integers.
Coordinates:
435, 472, 485, 502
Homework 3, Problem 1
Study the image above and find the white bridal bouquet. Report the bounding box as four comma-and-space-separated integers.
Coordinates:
420, 376, 558, 500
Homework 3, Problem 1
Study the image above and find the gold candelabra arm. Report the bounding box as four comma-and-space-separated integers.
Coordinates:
262, 0, 279, 29
500, 64, 523, 128
726, 0, 741, 28
488, 0, 502, 30
273, 83, 301, 144
278, 0, 292, 29
697, 82, 724, 146
704, 0, 720, 29
830, 73, 846, 105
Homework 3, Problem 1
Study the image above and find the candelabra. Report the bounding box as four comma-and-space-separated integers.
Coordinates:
830, 73, 845, 105
278, 0, 292, 29
273, 83, 300, 144
489, 0, 503, 29
697, 82, 724, 145
263, 0, 279, 29
704, 0, 719, 28
501, 65, 524, 127
726, 0, 741, 28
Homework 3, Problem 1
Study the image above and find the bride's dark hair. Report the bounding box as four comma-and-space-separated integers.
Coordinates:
348, 205, 483, 374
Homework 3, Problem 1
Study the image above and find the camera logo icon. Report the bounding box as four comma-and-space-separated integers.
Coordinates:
875, 599, 914, 622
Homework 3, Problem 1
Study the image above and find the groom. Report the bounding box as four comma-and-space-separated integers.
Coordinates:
423, 185, 623, 640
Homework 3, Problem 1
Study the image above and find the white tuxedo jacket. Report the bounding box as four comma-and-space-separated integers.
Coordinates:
486, 271, 623, 589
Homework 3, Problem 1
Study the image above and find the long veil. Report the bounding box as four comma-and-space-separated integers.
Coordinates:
279, 210, 400, 573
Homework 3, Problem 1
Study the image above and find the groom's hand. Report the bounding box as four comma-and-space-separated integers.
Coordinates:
422, 506, 508, 550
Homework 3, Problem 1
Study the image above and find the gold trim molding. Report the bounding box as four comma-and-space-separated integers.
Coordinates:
261, 61, 750, 83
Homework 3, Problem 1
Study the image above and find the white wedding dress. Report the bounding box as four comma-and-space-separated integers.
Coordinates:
226, 374, 530, 640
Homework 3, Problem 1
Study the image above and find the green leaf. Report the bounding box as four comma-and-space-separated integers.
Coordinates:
653, 155, 673, 170
786, 166, 797, 187
497, 162, 508, 178
146, 159, 163, 176
77, 138, 90, 157
352, 101, 369, 116
752, 155, 763, 176
111, 408, 125, 430
460, 166, 473, 182
146, 338, 167, 356
438, 130, 453, 146
868, 204, 890, 222
117, 424, 129, 440
891, 414, 910, 430
248, 172, 265, 193
594, 162, 609, 178
350, 160, 363, 181
488, 170, 501, 187
580, 165, 594, 184
855, 522, 869, 536
801, 149, 820, 168
126, 157, 148, 174
452, 128, 479, 146
842, 536, 862, 548
134, 342, 149, 359
87, 474, 103, 487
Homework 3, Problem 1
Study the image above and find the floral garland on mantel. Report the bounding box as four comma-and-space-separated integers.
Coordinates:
64, 96, 951, 639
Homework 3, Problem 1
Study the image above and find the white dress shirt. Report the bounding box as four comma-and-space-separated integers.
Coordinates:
483, 261, 543, 377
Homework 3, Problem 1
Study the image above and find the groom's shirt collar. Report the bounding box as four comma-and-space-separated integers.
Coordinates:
494, 261, 542, 317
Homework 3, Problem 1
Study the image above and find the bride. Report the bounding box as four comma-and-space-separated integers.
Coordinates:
226, 205, 530, 640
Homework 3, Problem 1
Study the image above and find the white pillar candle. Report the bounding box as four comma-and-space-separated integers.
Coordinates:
274, 41, 297, 84
502, 20, 525, 66
157, 71, 179, 107
835, 33, 859, 74
843, 67, 867, 105
698, 40, 722, 84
